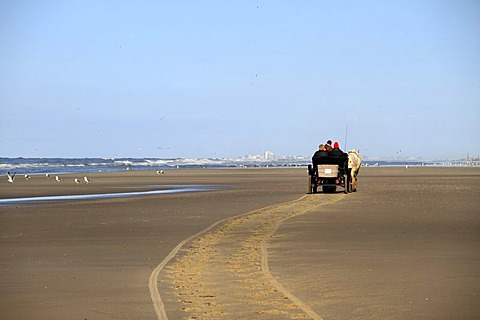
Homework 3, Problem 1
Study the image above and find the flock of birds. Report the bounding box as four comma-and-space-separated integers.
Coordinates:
5, 170, 166, 185
6, 172, 93, 185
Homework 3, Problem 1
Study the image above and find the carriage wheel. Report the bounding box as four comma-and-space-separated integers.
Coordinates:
346, 169, 352, 193
308, 176, 318, 194
307, 177, 314, 194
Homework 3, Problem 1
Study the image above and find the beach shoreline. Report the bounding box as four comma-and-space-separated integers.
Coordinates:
1, 167, 479, 319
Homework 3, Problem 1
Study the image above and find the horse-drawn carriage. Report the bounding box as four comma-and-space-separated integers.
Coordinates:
308, 153, 353, 194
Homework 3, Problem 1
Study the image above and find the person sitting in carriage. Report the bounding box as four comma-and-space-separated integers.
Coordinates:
330, 141, 347, 158
330, 141, 349, 175
325, 140, 333, 152
312, 144, 328, 159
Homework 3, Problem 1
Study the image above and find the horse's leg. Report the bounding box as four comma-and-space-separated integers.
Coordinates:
352, 172, 357, 191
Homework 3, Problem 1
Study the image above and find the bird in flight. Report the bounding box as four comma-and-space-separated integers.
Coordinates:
7, 172, 16, 183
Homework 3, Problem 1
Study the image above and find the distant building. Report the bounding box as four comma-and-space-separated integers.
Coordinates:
264, 151, 274, 160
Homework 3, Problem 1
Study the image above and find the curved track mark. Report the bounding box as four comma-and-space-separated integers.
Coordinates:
149, 199, 302, 319
150, 194, 343, 319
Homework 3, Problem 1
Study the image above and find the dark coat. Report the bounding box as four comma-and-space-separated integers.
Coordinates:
330, 148, 346, 158
312, 150, 329, 159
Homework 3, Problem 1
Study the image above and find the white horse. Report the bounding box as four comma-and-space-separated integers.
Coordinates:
348, 149, 362, 192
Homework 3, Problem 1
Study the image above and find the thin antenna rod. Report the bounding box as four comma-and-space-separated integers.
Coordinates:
344, 112, 357, 150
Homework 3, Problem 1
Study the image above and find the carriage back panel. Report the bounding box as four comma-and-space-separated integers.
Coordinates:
317, 164, 339, 178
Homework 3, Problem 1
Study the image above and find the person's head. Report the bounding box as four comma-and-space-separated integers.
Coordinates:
319, 144, 326, 151
334, 142, 339, 149
326, 140, 332, 145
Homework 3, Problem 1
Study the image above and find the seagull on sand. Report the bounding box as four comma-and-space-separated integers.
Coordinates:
7, 172, 16, 183
46, 174, 51, 179
25, 174, 31, 180
55, 176, 63, 182
156, 170, 165, 175
74, 178, 81, 185
83, 176, 91, 184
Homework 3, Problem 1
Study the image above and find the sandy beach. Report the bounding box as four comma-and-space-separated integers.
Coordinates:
1, 167, 479, 319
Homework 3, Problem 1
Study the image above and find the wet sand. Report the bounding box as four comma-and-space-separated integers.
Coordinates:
269, 167, 480, 319
1, 167, 479, 319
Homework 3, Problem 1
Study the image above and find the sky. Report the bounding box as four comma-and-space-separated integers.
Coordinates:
1, 0, 479, 160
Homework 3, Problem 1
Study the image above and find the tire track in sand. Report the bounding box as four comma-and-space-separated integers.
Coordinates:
150, 194, 343, 320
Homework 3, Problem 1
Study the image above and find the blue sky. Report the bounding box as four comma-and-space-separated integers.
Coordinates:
1, 1, 479, 159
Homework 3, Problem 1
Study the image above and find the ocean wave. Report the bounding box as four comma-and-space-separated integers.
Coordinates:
0, 157, 300, 175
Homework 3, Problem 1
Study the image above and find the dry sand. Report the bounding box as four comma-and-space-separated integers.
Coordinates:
0, 167, 479, 319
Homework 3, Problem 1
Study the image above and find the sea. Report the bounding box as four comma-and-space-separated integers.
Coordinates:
0, 157, 473, 176
0, 157, 307, 176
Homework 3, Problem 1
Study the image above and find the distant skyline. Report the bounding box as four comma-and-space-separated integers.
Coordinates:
1, 1, 479, 160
